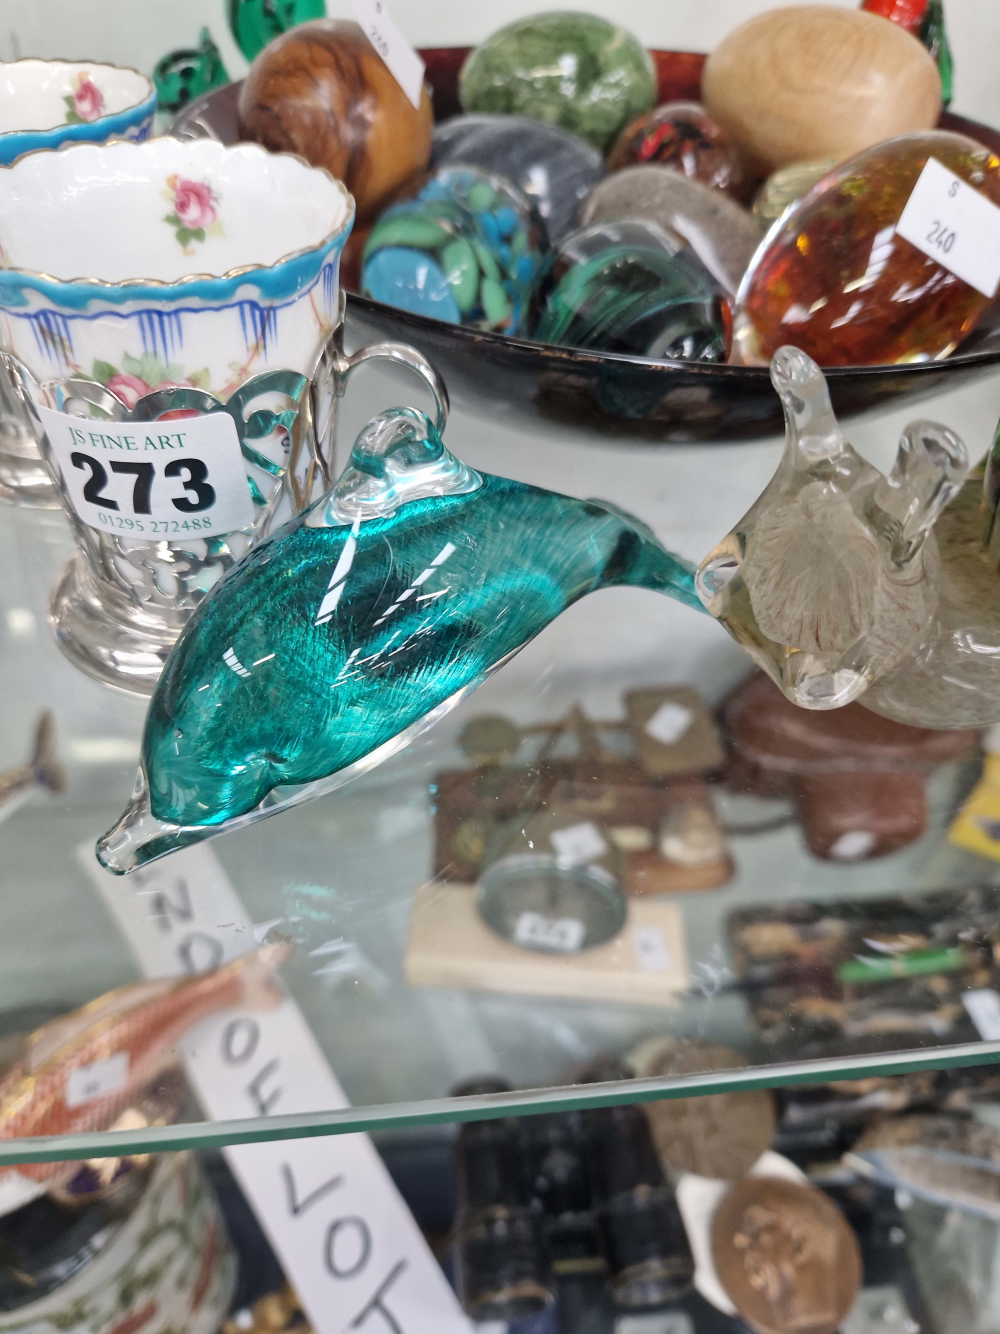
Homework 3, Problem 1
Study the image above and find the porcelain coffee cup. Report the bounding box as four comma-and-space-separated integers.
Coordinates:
0, 137, 447, 692
0, 60, 157, 503
0, 58, 156, 165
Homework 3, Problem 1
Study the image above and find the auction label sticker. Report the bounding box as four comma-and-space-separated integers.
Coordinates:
550, 821, 609, 865
65, 1051, 130, 1108
514, 911, 586, 953
644, 701, 694, 746
38, 406, 255, 540
350, 0, 425, 108
895, 156, 1000, 298
963, 987, 1000, 1040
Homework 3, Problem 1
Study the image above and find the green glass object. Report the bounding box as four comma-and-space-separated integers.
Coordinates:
919, 0, 953, 108
362, 168, 547, 334
153, 28, 229, 116
97, 407, 701, 873
836, 947, 967, 983
229, 0, 327, 63
458, 12, 656, 152
533, 219, 731, 361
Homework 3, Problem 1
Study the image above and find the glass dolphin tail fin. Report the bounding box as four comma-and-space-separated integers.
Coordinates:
97, 406, 704, 874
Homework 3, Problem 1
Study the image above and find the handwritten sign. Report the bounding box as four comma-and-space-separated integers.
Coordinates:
39, 406, 254, 539
895, 157, 1000, 298
81, 843, 471, 1334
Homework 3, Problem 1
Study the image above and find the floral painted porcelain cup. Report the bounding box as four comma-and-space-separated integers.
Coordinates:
0, 60, 156, 503
0, 137, 447, 692
0, 59, 156, 164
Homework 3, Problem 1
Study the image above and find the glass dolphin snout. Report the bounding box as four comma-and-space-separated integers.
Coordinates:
97, 406, 704, 874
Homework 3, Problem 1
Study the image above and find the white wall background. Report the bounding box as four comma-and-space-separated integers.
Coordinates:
1, 0, 998, 131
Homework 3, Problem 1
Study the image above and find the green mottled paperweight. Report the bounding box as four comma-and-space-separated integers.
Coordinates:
98, 407, 702, 872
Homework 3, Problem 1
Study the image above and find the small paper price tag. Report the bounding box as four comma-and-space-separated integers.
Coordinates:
514, 911, 586, 953
644, 701, 694, 746
616, 1315, 694, 1334
38, 406, 255, 540
895, 157, 1000, 298
66, 1051, 130, 1108
549, 821, 609, 865
632, 924, 672, 972
963, 988, 1000, 1040
350, 0, 425, 109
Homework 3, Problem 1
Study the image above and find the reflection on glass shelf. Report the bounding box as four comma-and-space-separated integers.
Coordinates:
2, 499, 1000, 1165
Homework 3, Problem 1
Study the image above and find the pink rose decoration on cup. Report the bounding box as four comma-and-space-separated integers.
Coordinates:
162, 175, 224, 254
64, 73, 104, 124
105, 372, 151, 410
93, 354, 212, 409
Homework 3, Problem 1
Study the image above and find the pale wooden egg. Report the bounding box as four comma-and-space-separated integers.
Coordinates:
702, 5, 941, 174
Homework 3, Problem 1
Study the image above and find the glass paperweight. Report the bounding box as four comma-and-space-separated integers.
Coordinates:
362, 167, 547, 334
580, 165, 765, 300
228, 0, 326, 63
698, 342, 1000, 729
607, 101, 744, 198
752, 157, 837, 225
153, 28, 229, 116
97, 405, 702, 872
736, 131, 1000, 366
430, 114, 604, 244
458, 12, 656, 152
921, 0, 954, 107
860, 0, 928, 36
533, 219, 732, 362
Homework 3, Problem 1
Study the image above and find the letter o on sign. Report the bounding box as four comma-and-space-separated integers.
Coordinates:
325, 1217, 372, 1279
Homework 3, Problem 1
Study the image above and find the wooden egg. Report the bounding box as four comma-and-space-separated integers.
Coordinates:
701, 5, 941, 175
238, 19, 433, 226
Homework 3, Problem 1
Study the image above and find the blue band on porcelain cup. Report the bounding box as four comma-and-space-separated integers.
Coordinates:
0, 59, 156, 167
0, 136, 448, 693
0, 137, 353, 395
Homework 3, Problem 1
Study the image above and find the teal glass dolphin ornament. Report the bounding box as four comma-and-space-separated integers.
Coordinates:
97, 407, 703, 873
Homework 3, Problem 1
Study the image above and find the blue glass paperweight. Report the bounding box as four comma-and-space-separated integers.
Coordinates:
98, 406, 702, 872
361, 167, 547, 334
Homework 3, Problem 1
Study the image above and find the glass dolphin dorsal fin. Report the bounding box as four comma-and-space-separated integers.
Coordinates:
97, 408, 703, 874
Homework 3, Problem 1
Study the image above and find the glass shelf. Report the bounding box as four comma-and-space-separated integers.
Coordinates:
4, 365, 1000, 1168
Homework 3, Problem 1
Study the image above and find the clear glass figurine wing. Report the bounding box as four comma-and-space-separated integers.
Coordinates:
695, 344, 1000, 728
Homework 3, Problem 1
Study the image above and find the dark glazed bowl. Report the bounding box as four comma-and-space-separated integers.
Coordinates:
172, 50, 1000, 443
